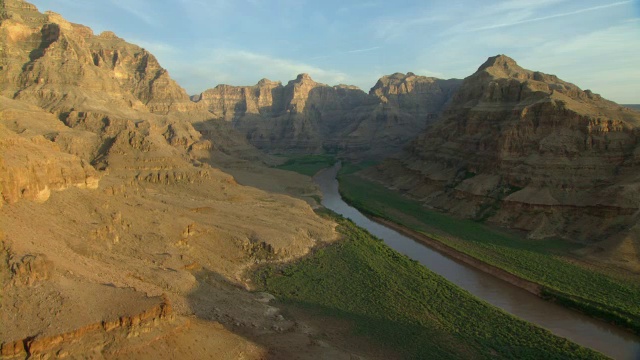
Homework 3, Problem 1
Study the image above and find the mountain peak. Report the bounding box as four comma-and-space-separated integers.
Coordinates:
295, 73, 314, 82
257, 78, 281, 87
471, 54, 532, 81
477, 54, 521, 72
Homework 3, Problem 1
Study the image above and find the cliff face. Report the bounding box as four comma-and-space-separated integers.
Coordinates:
0, 2, 340, 358
196, 73, 461, 158
370, 72, 461, 118
0, 0, 196, 115
366, 55, 640, 268
0, 97, 100, 205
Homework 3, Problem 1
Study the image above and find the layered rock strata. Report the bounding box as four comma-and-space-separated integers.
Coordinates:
196, 73, 462, 158
1, 2, 342, 358
366, 55, 640, 269
0, 0, 198, 115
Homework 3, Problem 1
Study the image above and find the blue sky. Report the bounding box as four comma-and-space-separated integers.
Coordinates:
29, 0, 640, 103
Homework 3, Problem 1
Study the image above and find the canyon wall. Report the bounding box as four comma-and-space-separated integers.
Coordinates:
365, 55, 640, 269
195, 73, 462, 158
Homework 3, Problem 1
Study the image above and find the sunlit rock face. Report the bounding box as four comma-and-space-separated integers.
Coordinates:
0, 0, 199, 115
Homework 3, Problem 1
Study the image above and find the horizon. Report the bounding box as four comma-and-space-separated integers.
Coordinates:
27, 0, 640, 103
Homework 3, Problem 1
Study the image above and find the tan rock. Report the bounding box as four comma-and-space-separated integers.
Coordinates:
196, 72, 461, 158
368, 55, 640, 259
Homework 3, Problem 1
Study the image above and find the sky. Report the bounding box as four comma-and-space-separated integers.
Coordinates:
28, 0, 640, 103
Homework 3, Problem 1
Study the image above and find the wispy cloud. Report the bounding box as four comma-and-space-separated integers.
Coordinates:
374, 14, 446, 40
109, 0, 157, 26
346, 46, 381, 54
172, 49, 349, 93
485, 0, 567, 14
337, 2, 381, 15
311, 46, 382, 60
473, 1, 631, 31
128, 39, 177, 55
519, 21, 640, 103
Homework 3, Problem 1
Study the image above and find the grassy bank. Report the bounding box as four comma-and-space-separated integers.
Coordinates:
338, 167, 640, 334
274, 154, 336, 176
254, 209, 605, 359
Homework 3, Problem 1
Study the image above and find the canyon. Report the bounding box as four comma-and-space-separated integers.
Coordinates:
364, 55, 640, 271
1, 0, 639, 358
194, 72, 461, 157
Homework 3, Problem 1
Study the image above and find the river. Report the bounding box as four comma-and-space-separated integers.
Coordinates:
313, 163, 640, 360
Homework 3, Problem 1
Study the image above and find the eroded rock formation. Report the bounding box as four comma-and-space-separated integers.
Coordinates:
195, 73, 462, 158
366, 55, 640, 269
0, 2, 344, 358
0, 0, 198, 115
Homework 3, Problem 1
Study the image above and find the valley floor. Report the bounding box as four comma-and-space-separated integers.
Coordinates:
254, 209, 606, 359
337, 163, 640, 335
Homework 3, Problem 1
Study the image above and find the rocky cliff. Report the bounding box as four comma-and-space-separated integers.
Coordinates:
366, 55, 640, 269
195, 73, 461, 158
0, 2, 346, 358
370, 72, 461, 118
0, 0, 197, 115
0, 97, 100, 205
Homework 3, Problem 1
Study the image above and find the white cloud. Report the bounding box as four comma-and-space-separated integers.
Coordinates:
485, 0, 567, 13
109, 0, 158, 26
473, 1, 632, 31
346, 46, 381, 54
517, 22, 640, 103
171, 49, 349, 94
310, 46, 382, 60
414, 69, 446, 79
128, 39, 178, 55
337, 2, 381, 15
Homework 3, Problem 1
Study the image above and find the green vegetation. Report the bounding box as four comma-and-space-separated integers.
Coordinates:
254, 210, 605, 359
274, 154, 336, 176
339, 160, 379, 176
338, 168, 640, 334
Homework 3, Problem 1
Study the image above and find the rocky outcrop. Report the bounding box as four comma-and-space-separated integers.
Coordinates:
9, 253, 53, 286
367, 55, 640, 259
370, 72, 461, 118
0, 2, 346, 359
0, 97, 101, 205
0, 295, 172, 358
196, 73, 461, 158
0, 134, 99, 203
199, 78, 285, 121
0, 0, 197, 115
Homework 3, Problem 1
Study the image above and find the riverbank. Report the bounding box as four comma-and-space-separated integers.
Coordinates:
372, 216, 542, 295
337, 166, 640, 336
253, 208, 606, 359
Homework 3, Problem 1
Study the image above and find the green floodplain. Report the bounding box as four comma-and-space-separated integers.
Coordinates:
254, 209, 604, 359
258, 155, 640, 358
337, 162, 640, 335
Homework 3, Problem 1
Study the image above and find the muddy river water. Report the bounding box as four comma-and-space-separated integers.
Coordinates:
313, 164, 640, 360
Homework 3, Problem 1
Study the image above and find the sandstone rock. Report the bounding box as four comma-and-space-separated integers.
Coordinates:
10, 253, 53, 286
0, 3, 347, 359
0, 97, 101, 204
370, 72, 461, 118
368, 55, 640, 254
197, 73, 461, 158
0, 0, 199, 115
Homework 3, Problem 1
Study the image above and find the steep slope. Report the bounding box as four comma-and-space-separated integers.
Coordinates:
0, 97, 100, 205
0, 0, 197, 114
0, 2, 357, 358
366, 55, 640, 270
195, 73, 461, 158
369, 72, 461, 118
